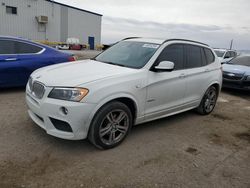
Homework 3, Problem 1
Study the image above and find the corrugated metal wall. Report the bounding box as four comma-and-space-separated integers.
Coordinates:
0, 0, 102, 45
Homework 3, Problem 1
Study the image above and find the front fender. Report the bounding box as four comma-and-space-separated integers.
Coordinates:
84, 92, 140, 134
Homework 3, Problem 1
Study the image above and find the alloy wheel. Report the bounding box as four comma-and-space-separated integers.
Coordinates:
99, 109, 129, 145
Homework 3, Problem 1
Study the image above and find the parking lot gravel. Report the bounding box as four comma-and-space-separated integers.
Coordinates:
0, 52, 249, 188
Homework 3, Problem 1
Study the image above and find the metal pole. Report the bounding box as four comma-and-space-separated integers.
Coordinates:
230, 39, 233, 49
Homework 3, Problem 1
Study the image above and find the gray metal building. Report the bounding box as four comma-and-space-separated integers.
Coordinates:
0, 0, 102, 49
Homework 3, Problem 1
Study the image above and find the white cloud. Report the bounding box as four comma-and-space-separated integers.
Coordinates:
57, 0, 250, 49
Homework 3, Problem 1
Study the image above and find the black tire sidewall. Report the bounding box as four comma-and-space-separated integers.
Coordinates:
89, 101, 133, 149
200, 86, 218, 115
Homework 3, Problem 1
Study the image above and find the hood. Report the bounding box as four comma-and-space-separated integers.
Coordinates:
222, 64, 250, 75
31, 60, 137, 87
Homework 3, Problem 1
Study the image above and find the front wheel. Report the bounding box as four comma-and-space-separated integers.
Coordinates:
196, 86, 218, 115
88, 101, 133, 149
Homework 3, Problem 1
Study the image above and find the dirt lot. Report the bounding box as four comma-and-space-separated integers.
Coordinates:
0, 52, 249, 187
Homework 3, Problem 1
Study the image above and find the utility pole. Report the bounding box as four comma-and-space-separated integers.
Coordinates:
229, 39, 233, 49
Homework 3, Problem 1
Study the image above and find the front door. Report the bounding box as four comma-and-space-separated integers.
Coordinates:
145, 44, 187, 120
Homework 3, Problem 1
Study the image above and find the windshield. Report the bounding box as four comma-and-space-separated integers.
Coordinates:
95, 41, 159, 69
228, 56, 250, 66
214, 50, 225, 57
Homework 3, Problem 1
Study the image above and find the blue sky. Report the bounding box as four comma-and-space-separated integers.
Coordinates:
57, 0, 250, 50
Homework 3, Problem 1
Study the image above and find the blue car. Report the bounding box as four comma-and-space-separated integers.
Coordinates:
0, 36, 76, 88
222, 55, 250, 90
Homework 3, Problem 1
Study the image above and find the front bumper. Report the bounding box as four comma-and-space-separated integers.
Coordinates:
223, 79, 250, 90
26, 87, 96, 140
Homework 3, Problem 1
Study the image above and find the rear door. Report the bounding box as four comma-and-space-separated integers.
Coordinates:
184, 45, 213, 104
0, 39, 22, 87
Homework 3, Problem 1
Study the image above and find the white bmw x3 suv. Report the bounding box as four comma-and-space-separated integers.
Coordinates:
26, 38, 222, 149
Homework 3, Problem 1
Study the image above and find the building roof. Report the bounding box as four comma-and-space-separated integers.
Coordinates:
46, 0, 102, 17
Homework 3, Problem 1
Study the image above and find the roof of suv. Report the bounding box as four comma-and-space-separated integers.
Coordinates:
124, 37, 209, 46
214, 48, 236, 52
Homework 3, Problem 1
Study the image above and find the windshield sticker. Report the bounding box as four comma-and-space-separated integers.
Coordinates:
142, 44, 159, 49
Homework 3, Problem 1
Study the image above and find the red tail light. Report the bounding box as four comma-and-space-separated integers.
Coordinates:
68, 56, 76, 62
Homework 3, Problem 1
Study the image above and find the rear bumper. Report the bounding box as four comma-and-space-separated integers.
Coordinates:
26, 92, 96, 140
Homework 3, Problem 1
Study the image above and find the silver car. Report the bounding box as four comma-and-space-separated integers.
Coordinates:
222, 55, 250, 90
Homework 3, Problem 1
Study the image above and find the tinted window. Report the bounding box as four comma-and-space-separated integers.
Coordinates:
16, 42, 42, 54
156, 44, 184, 70
0, 40, 16, 54
204, 48, 215, 64
0, 40, 42, 54
186, 45, 202, 68
201, 48, 207, 66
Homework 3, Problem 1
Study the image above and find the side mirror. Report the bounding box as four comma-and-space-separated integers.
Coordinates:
154, 61, 175, 71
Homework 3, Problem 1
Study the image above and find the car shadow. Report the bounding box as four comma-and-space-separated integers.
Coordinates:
222, 88, 250, 101
0, 87, 25, 94
28, 110, 195, 152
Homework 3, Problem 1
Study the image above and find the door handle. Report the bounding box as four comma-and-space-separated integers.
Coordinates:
179, 73, 186, 78
5, 58, 18, 61
204, 68, 210, 72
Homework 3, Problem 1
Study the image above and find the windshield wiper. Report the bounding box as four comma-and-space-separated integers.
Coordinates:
102, 61, 125, 67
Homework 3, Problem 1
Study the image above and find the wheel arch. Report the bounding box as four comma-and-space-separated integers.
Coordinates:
86, 94, 139, 134
209, 82, 221, 96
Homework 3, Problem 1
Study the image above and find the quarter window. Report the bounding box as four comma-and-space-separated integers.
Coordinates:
204, 48, 215, 64
156, 44, 184, 70
16, 42, 42, 54
200, 48, 207, 66
6, 6, 17, 14
0, 40, 42, 54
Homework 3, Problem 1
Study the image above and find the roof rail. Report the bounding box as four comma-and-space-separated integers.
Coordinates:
162, 39, 209, 46
121, 37, 141, 41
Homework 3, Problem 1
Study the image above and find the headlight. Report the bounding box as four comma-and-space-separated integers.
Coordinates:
48, 88, 89, 102
246, 76, 250, 81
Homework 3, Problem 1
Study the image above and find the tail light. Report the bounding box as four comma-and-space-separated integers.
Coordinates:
68, 56, 76, 62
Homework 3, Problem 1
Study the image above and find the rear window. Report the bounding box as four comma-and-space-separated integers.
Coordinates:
0, 39, 42, 54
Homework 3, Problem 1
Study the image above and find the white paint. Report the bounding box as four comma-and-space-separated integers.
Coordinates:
26, 39, 222, 141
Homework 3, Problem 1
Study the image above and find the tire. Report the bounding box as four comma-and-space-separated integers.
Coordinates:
196, 86, 218, 115
88, 101, 133, 149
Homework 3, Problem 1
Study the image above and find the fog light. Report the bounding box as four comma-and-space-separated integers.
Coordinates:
60, 107, 68, 115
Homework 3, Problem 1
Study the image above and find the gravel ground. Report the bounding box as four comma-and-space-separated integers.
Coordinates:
0, 52, 249, 188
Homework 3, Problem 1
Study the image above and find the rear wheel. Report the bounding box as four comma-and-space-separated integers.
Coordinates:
88, 101, 132, 149
196, 86, 218, 115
